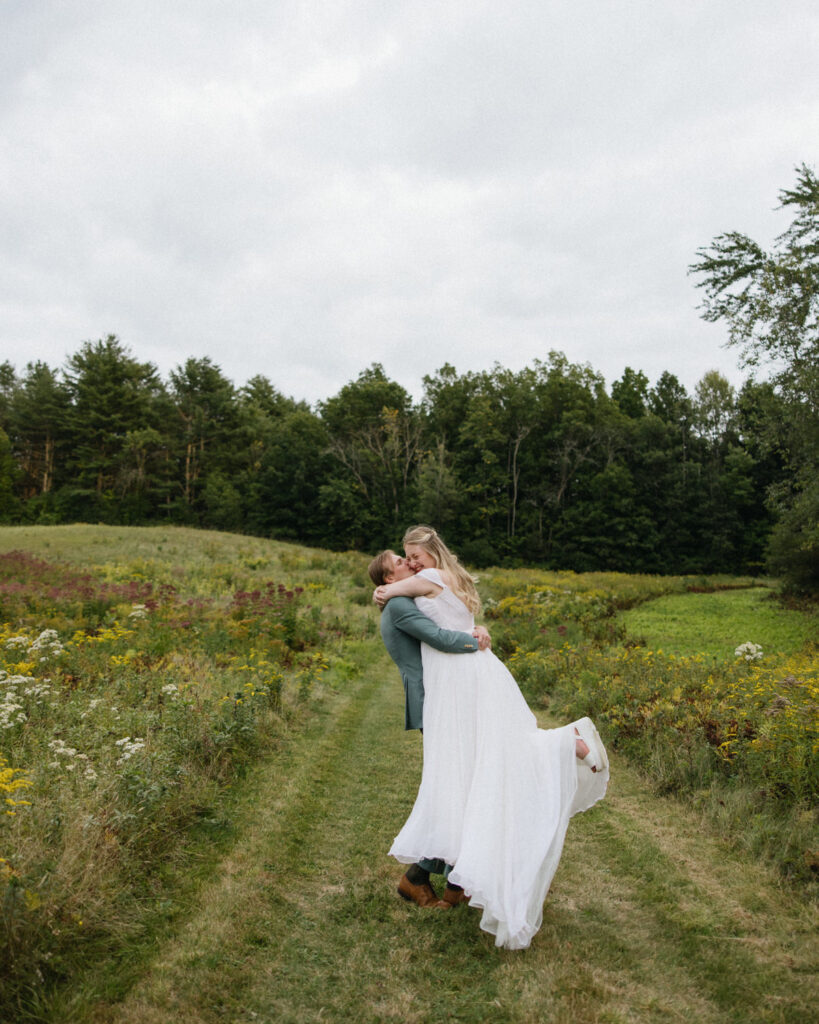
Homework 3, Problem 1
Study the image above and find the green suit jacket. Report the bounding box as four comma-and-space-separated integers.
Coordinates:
380, 595, 479, 731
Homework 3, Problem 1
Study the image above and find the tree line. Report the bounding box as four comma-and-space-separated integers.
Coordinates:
0, 338, 789, 573
0, 166, 815, 591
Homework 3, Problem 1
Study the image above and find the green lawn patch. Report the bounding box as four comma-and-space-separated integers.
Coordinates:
618, 587, 817, 659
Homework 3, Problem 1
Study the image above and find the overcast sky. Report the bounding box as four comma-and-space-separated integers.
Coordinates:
1, 1, 817, 406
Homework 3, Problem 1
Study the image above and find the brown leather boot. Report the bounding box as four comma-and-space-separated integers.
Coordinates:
437, 885, 469, 908
397, 872, 441, 907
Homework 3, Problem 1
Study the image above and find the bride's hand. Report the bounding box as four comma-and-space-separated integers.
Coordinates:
373, 586, 389, 608
472, 625, 491, 650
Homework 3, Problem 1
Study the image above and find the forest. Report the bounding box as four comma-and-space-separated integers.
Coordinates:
0, 166, 816, 591
0, 339, 795, 574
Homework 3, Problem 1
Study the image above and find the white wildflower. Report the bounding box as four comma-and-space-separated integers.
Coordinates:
128, 604, 148, 619
24, 682, 52, 699
48, 739, 78, 758
45, 737, 96, 780
0, 689, 26, 729
734, 642, 763, 662
5, 674, 35, 687
29, 629, 64, 659
80, 697, 104, 720
115, 736, 146, 765
5, 630, 64, 661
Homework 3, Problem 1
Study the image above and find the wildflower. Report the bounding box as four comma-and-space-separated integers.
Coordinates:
129, 604, 148, 619
46, 739, 98, 781
23, 681, 52, 701
80, 697, 103, 719
0, 688, 26, 729
735, 642, 763, 662
29, 629, 65, 660
1, 753, 32, 815
48, 739, 78, 758
115, 736, 146, 765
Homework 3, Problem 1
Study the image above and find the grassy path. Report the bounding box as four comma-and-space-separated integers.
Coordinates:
68, 643, 818, 1024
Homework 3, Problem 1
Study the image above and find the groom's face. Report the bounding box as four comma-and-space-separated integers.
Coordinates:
384, 551, 414, 582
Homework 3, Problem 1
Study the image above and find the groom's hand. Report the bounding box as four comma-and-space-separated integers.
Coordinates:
473, 625, 491, 650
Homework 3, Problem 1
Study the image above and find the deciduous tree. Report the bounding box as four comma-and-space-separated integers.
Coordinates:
691, 165, 819, 591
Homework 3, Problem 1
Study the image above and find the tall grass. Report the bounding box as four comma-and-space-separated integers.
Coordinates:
0, 526, 373, 1019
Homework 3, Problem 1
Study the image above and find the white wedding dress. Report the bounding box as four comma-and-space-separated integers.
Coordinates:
389, 568, 609, 949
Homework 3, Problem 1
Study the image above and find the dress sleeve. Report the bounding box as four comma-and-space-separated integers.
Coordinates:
417, 567, 446, 589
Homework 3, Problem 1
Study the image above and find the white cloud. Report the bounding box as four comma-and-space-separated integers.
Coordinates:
0, 0, 817, 404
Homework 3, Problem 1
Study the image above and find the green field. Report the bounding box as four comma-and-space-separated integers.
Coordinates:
618, 587, 816, 658
1, 526, 816, 1023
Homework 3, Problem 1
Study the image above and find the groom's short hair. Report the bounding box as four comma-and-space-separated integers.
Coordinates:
368, 550, 395, 586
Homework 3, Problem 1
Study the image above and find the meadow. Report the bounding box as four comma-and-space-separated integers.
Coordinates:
0, 525, 375, 1019
1, 526, 817, 1023
479, 568, 818, 883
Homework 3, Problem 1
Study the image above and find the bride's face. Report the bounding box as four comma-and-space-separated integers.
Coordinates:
404, 544, 436, 573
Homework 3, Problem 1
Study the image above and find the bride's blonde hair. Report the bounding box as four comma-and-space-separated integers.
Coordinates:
402, 524, 481, 615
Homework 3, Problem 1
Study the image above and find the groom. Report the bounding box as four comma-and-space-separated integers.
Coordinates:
368, 550, 490, 908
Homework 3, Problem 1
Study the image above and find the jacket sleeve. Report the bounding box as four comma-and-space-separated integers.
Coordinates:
388, 597, 480, 653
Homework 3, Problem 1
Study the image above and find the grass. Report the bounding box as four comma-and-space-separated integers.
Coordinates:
0, 525, 374, 1021
1, 525, 817, 1022
618, 587, 817, 658
87, 656, 818, 1024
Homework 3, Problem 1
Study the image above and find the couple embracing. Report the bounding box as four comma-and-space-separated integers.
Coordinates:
369, 525, 609, 951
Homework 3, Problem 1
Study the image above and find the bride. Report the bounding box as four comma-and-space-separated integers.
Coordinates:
373, 524, 609, 950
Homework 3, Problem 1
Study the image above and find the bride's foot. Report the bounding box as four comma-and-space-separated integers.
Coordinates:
574, 718, 608, 774
575, 735, 592, 766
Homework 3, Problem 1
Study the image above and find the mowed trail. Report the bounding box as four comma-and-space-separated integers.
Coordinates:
88, 644, 817, 1024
